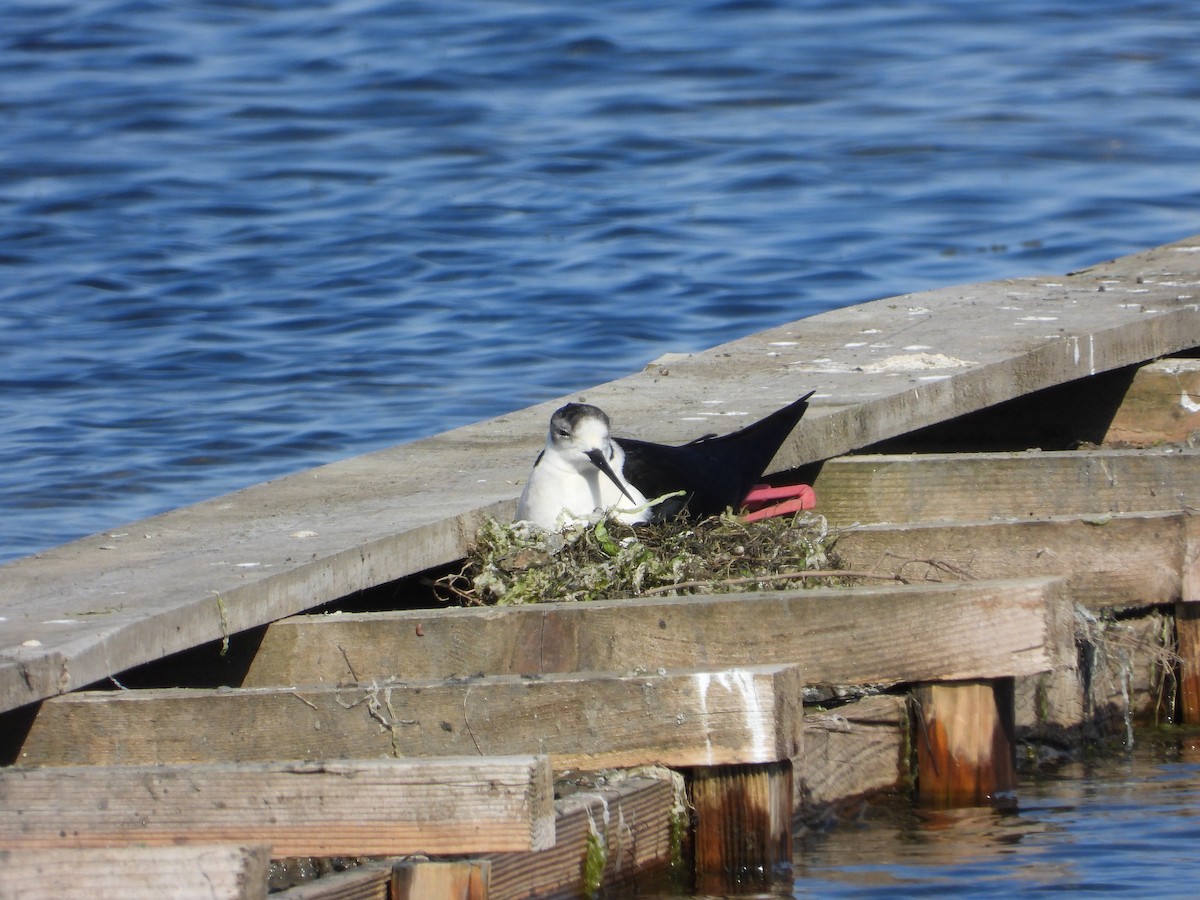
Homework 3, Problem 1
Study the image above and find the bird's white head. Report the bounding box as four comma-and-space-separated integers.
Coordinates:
549, 403, 611, 463
546, 403, 637, 503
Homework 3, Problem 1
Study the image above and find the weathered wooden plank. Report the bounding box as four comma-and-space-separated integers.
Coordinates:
1185, 509, 1200, 602
811, 448, 1200, 527
272, 777, 676, 900
0, 844, 271, 900
0, 502, 512, 716
1104, 358, 1200, 446
799, 695, 908, 812
487, 773, 676, 900
274, 862, 393, 900
0, 757, 554, 855
832, 511, 1191, 609
1014, 607, 1175, 742
1086, 610, 1171, 728
19, 665, 804, 770
1014, 663, 1088, 743
3, 238, 1200, 715
242, 578, 1073, 689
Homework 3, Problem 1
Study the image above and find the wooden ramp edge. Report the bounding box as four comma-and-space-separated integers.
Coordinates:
2, 236, 1200, 713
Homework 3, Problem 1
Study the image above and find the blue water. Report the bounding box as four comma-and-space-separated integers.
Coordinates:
627, 738, 1200, 898
3, 0, 1200, 562
788, 739, 1200, 899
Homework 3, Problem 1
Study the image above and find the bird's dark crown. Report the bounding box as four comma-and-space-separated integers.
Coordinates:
551, 403, 611, 434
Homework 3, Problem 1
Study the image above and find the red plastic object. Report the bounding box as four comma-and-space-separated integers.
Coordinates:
740, 482, 816, 522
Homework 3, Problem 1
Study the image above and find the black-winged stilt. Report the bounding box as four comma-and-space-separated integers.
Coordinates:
516, 392, 815, 529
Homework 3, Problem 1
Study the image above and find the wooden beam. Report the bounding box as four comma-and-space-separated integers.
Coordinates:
1184, 509, 1200, 602
487, 773, 676, 900
242, 578, 1072, 689
914, 680, 1016, 807
799, 694, 909, 813
0, 757, 554, 856
811, 448, 1200, 528
1014, 664, 1086, 741
274, 776, 677, 900
833, 511, 1189, 610
20, 665, 804, 770
274, 860, 393, 900
1104, 358, 1200, 446
0, 844, 270, 900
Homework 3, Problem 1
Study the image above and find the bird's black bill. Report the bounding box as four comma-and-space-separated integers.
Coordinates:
585, 449, 638, 505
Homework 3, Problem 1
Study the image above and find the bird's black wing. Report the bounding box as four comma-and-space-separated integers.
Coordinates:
615, 439, 696, 521
617, 391, 814, 520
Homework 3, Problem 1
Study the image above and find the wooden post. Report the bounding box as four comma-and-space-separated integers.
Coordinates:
392, 860, 489, 900
1177, 604, 1200, 725
689, 761, 792, 894
1177, 511, 1200, 724
914, 679, 1016, 807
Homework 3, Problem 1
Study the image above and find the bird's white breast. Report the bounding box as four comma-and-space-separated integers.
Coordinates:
517, 442, 648, 529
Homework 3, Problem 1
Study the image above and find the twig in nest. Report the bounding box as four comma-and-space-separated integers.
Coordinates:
290, 691, 318, 711
338, 644, 361, 683
433, 560, 482, 605
640, 568, 906, 596
462, 686, 484, 756
873, 552, 977, 582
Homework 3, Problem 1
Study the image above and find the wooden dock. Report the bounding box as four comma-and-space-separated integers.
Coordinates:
2, 235, 1200, 897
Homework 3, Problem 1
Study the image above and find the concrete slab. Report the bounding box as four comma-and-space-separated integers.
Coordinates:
2, 235, 1200, 713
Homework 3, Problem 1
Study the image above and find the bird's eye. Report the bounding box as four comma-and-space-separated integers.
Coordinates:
554, 428, 569, 438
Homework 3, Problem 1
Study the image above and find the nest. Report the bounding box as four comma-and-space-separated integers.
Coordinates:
434, 511, 849, 606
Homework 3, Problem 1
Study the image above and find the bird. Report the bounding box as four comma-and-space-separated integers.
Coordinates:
515, 392, 815, 530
